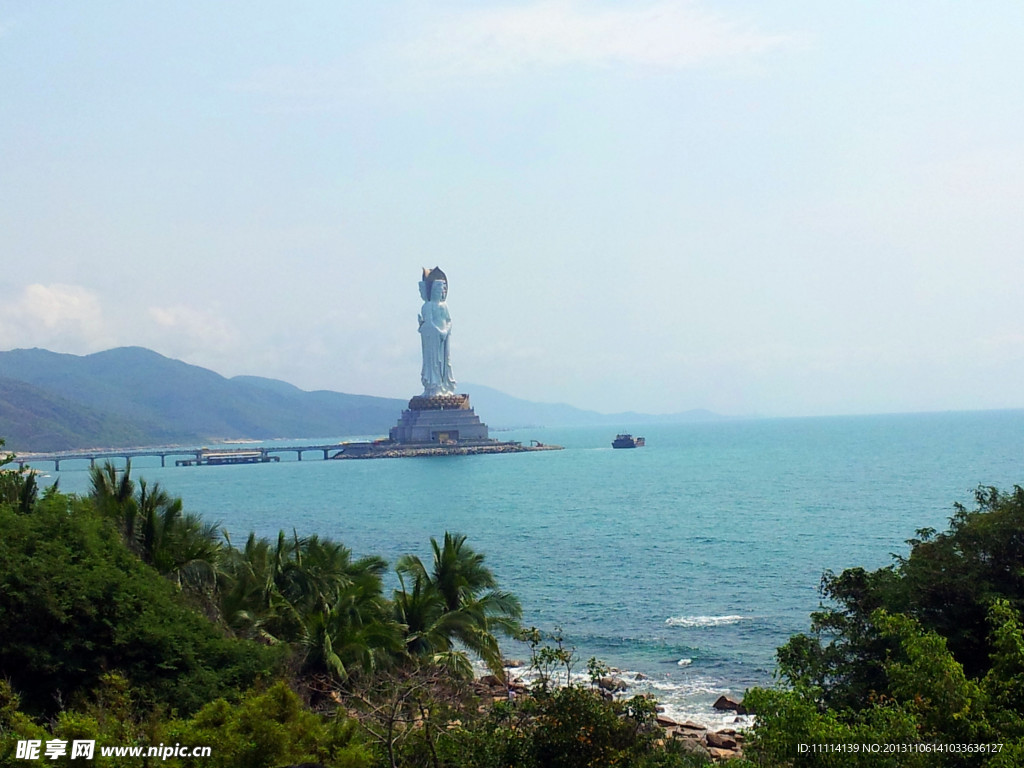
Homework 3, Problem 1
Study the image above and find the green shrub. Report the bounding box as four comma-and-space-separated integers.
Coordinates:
0, 495, 281, 717
167, 682, 372, 768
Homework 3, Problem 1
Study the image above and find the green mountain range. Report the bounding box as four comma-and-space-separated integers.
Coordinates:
0, 346, 724, 452
0, 347, 405, 451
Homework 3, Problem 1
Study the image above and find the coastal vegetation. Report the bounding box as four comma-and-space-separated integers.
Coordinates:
4, 438, 1024, 766
744, 484, 1024, 766
1, 447, 712, 766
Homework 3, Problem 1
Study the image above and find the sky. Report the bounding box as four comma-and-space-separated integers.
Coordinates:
2, 2, 1023, 418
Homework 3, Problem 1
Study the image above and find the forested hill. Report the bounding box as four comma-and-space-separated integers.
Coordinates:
0, 347, 406, 452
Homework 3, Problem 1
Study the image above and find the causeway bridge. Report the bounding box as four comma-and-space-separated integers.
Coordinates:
15, 443, 346, 471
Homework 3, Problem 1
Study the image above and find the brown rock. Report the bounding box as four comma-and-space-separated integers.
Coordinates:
708, 746, 739, 760
596, 676, 628, 693
655, 714, 679, 728
479, 674, 504, 688
675, 740, 712, 760
706, 731, 738, 750
671, 729, 701, 741
712, 695, 747, 714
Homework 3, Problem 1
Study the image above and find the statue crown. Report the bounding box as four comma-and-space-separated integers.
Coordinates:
420, 266, 448, 300
422, 266, 447, 284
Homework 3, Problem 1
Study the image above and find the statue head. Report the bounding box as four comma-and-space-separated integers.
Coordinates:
420, 266, 448, 301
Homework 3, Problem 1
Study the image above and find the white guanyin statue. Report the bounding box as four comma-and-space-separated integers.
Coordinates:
418, 267, 457, 397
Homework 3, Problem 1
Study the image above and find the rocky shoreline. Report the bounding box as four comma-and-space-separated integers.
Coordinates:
652, 711, 747, 764
474, 670, 749, 764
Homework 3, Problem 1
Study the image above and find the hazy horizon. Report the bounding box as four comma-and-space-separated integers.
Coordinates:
7, 343, 1024, 424
3, 3, 1023, 419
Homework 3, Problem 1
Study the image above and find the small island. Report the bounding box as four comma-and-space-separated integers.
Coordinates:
334, 268, 562, 459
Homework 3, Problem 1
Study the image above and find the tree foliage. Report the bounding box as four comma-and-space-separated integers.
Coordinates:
0, 447, 720, 768
747, 486, 1024, 766
167, 682, 373, 768
394, 532, 522, 677
443, 637, 706, 768
0, 438, 39, 514
1, 452, 528, 763
0, 491, 281, 718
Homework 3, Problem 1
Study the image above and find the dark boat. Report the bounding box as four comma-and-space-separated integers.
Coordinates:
612, 434, 645, 449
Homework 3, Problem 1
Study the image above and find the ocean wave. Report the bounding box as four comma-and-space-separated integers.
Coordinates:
676, 658, 692, 667
665, 614, 748, 628
643, 679, 728, 696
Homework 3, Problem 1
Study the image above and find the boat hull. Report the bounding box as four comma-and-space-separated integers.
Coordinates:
612, 434, 645, 449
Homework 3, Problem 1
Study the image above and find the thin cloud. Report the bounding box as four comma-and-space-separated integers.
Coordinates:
0, 284, 112, 353
402, 0, 797, 77
147, 304, 238, 352
232, 2, 796, 108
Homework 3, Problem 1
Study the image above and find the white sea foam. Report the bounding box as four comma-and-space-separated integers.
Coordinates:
661, 706, 756, 731
643, 677, 728, 697
485, 658, 749, 730
665, 614, 747, 628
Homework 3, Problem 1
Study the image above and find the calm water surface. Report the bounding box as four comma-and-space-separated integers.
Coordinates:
45, 410, 1024, 726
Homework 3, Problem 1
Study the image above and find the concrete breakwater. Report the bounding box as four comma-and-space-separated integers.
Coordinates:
331, 441, 562, 459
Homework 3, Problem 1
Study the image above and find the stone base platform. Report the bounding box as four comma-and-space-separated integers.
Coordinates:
366, 391, 564, 459
330, 440, 562, 460
389, 392, 489, 444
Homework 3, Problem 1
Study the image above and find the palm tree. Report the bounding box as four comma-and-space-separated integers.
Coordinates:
219, 531, 304, 643
299, 561, 403, 680
89, 460, 138, 544
0, 440, 38, 515
279, 534, 372, 616
136, 478, 223, 591
219, 529, 402, 681
394, 532, 521, 676
90, 462, 222, 593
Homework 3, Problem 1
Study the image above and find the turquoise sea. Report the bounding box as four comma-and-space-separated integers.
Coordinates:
43, 410, 1024, 727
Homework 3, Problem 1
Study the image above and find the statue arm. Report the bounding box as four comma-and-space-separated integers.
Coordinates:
424, 304, 450, 334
